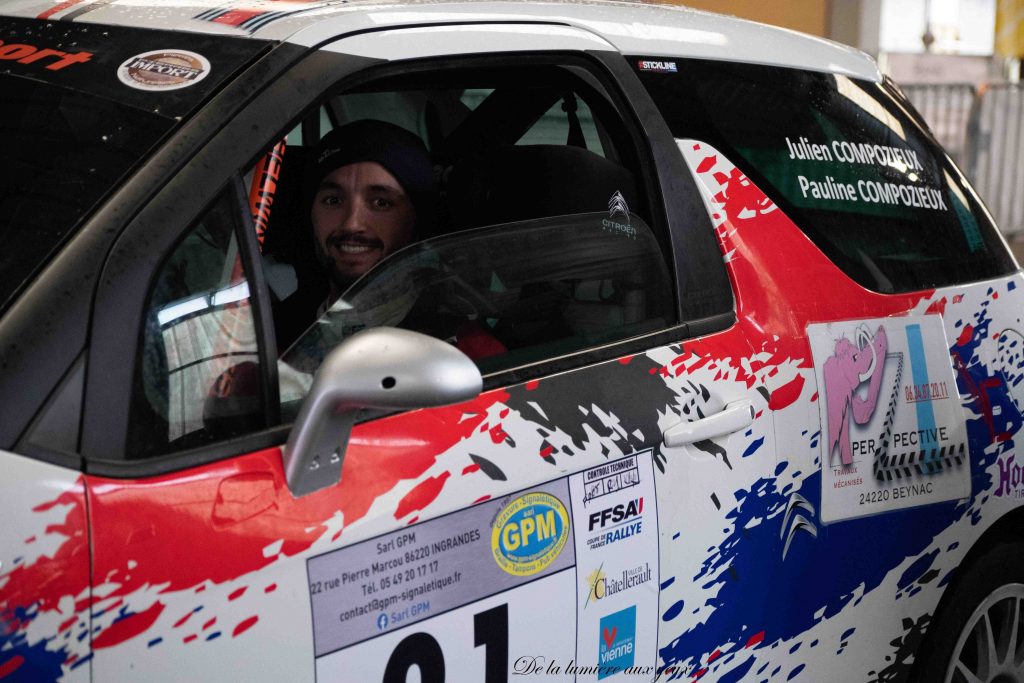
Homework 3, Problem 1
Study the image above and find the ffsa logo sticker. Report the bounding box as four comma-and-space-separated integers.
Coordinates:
586, 498, 643, 551
491, 491, 569, 577
118, 49, 210, 91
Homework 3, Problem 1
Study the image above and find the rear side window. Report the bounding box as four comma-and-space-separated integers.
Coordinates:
634, 59, 1016, 293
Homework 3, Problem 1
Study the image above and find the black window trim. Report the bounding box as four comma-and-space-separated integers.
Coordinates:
81, 36, 733, 478
82, 48, 379, 467
231, 174, 282, 425
0, 40, 311, 457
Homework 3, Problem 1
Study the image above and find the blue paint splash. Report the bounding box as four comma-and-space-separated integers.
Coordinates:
658, 301, 1024, 680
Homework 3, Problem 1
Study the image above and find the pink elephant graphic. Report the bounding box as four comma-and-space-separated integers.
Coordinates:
824, 324, 889, 466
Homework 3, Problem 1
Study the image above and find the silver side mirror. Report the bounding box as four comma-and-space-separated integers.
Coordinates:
283, 327, 483, 498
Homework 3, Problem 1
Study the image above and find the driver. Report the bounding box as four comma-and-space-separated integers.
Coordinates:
275, 119, 437, 351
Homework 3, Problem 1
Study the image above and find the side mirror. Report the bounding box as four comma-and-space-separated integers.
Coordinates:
283, 327, 483, 498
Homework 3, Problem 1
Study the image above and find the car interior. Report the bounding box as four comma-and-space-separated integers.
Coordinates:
256, 63, 676, 383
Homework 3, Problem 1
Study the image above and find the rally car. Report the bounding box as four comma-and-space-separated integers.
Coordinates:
1, 1, 1022, 681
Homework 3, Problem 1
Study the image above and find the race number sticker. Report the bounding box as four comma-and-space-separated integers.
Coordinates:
809, 315, 969, 522
308, 451, 659, 681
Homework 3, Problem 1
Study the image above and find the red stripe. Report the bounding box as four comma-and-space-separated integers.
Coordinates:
0, 656, 25, 679
211, 9, 264, 27
38, 0, 89, 19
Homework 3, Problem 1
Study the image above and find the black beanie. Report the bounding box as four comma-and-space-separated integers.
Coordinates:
309, 119, 437, 236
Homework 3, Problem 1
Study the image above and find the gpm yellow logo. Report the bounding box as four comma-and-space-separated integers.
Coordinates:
491, 492, 569, 576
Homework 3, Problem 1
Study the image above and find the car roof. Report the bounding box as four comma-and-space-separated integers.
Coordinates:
4, 0, 880, 81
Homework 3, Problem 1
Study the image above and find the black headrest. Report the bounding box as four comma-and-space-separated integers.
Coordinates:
446, 145, 638, 230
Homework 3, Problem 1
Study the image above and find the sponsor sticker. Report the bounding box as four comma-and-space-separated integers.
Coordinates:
598, 605, 637, 678
491, 491, 570, 577
585, 562, 653, 607
637, 59, 678, 73
585, 497, 644, 551
808, 315, 969, 522
117, 49, 210, 91
307, 479, 574, 661
0, 39, 92, 70
571, 451, 659, 680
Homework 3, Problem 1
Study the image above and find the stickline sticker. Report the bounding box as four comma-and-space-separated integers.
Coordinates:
117, 49, 210, 91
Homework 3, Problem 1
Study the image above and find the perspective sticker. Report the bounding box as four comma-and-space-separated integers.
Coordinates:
808, 314, 970, 523
117, 49, 210, 91
491, 491, 570, 577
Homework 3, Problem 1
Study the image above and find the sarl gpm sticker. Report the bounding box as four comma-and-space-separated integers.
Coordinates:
808, 315, 969, 522
117, 49, 210, 91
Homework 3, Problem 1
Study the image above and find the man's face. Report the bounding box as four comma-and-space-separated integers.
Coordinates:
311, 161, 416, 289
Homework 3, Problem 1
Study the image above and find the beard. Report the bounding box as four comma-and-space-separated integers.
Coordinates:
313, 232, 387, 293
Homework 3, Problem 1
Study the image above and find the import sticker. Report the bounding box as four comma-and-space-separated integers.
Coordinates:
808, 314, 970, 522
117, 49, 210, 91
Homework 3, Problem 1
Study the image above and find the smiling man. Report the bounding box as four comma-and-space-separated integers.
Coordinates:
310, 119, 436, 298
274, 119, 437, 351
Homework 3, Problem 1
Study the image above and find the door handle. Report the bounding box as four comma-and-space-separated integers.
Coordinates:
663, 399, 755, 448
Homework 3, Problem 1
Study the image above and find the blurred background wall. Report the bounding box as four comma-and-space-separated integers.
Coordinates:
653, 0, 1024, 246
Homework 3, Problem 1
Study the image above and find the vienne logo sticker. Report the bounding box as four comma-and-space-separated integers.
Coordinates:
598, 605, 636, 679
603, 191, 637, 239
117, 49, 211, 91
491, 491, 569, 576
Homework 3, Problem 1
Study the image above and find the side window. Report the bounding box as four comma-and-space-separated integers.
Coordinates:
257, 61, 678, 411
128, 188, 264, 456
634, 58, 1016, 293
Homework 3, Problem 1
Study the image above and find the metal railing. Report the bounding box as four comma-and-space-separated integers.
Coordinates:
903, 82, 1024, 236
902, 83, 977, 169
971, 84, 1024, 236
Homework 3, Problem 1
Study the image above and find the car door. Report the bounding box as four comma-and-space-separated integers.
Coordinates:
633, 57, 1023, 681
80, 24, 775, 682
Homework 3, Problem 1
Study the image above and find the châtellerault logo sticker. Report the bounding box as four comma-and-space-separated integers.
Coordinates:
598, 605, 636, 679
491, 491, 569, 576
585, 562, 653, 607
117, 49, 211, 91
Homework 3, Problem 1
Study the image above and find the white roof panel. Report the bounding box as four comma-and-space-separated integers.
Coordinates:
1, 0, 881, 81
